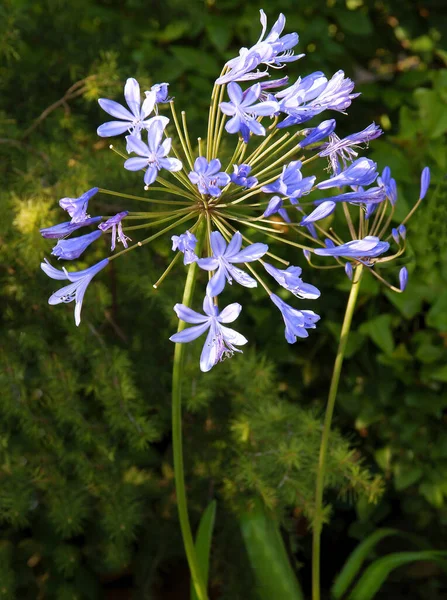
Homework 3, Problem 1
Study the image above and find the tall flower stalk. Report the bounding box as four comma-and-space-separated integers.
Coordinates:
39, 9, 430, 598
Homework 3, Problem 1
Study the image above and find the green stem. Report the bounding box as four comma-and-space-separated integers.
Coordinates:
172, 222, 208, 600
312, 264, 364, 600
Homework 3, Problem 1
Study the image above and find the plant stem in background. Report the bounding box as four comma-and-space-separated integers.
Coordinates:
312, 264, 364, 600
172, 223, 209, 600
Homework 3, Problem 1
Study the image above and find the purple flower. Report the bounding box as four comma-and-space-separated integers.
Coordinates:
263, 262, 320, 299
300, 201, 336, 225
231, 164, 258, 189
170, 295, 248, 372
124, 119, 182, 186
313, 186, 386, 206
263, 196, 291, 222
98, 211, 130, 250
398, 224, 406, 240
391, 228, 400, 244
51, 230, 102, 260
314, 235, 389, 261
216, 10, 303, 85
97, 79, 168, 147
270, 293, 320, 342
300, 119, 336, 148
345, 262, 353, 280
220, 82, 279, 143
420, 167, 430, 200
261, 160, 316, 201
188, 157, 230, 197
171, 231, 198, 265
277, 70, 359, 127
316, 157, 378, 190
59, 188, 98, 223
399, 267, 408, 291
41, 258, 109, 326
149, 82, 170, 104
40, 216, 103, 240
319, 123, 382, 174
197, 231, 268, 297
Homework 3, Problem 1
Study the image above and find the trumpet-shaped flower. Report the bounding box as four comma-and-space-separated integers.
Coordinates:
231, 164, 258, 189
41, 258, 109, 326
170, 295, 248, 372
97, 79, 169, 145
300, 201, 336, 225
188, 157, 230, 197
270, 293, 320, 342
314, 236, 389, 260
98, 211, 130, 250
124, 119, 182, 186
171, 231, 198, 265
149, 82, 170, 104
316, 157, 378, 190
51, 230, 102, 260
59, 188, 99, 223
263, 196, 291, 222
197, 231, 268, 297
300, 119, 336, 148
313, 186, 386, 206
220, 82, 279, 143
319, 123, 382, 174
263, 262, 320, 299
40, 216, 102, 239
261, 160, 315, 200
216, 10, 303, 85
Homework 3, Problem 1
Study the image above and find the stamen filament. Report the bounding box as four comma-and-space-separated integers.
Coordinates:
98, 188, 192, 205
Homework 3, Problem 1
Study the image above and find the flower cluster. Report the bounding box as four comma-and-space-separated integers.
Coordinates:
40, 10, 429, 371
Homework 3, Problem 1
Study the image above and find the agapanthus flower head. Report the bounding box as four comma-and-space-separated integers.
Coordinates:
59, 187, 98, 223
97, 79, 169, 148
40, 216, 103, 240
171, 231, 198, 265
215, 10, 303, 85
231, 164, 258, 189
197, 231, 268, 297
220, 82, 279, 143
263, 262, 320, 299
261, 160, 315, 200
51, 230, 102, 260
270, 293, 320, 342
124, 119, 182, 186
188, 157, 230, 197
98, 211, 130, 250
170, 295, 248, 372
41, 258, 109, 326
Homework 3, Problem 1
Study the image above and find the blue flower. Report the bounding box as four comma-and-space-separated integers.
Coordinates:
216, 10, 303, 85
170, 295, 248, 372
263, 262, 320, 299
41, 258, 109, 326
398, 224, 406, 239
313, 186, 386, 206
377, 166, 397, 205
220, 82, 279, 143
231, 164, 258, 189
319, 123, 382, 174
40, 216, 103, 239
261, 160, 315, 201
399, 267, 408, 291
316, 157, 378, 190
270, 293, 320, 342
197, 231, 268, 297
59, 188, 98, 223
420, 167, 430, 200
98, 211, 130, 250
345, 262, 353, 280
51, 230, 102, 260
314, 236, 389, 261
124, 118, 182, 186
149, 82, 170, 104
300, 201, 336, 225
97, 79, 169, 146
391, 228, 400, 244
277, 70, 359, 127
171, 231, 198, 265
300, 119, 336, 148
263, 196, 291, 222
188, 157, 230, 197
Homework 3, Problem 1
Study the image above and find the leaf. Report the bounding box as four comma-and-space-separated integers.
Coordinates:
190, 500, 217, 600
359, 315, 394, 355
332, 528, 400, 599
426, 292, 447, 331
239, 499, 304, 600
347, 551, 447, 600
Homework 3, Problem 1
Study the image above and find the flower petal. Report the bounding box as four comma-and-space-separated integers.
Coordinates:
225, 232, 243, 257
210, 231, 227, 257
173, 303, 208, 324
230, 243, 268, 262
97, 121, 131, 137
124, 78, 141, 117
159, 157, 183, 172
227, 82, 244, 105
124, 157, 148, 171
197, 257, 220, 271
144, 165, 159, 185
141, 90, 156, 119
206, 266, 227, 297
220, 324, 248, 346
226, 264, 257, 288
217, 303, 242, 324
125, 135, 150, 156
170, 321, 211, 343
98, 99, 134, 121
199, 324, 219, 372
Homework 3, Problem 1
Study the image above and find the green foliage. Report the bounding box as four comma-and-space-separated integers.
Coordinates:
1, 0, 446, 597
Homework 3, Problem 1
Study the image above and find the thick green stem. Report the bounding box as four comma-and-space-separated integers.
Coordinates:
312, 264, 364, 600
172, 221, 208, 600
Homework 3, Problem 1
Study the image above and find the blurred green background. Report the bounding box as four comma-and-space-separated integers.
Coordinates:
1, 0, 447, 598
